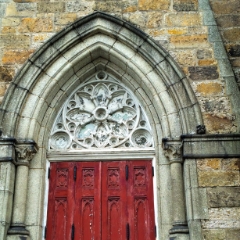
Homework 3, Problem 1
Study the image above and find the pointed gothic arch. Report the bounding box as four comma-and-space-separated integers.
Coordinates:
0, 12, 203, 240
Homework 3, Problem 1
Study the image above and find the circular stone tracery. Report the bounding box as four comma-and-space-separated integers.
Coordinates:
49, 72, 153, 150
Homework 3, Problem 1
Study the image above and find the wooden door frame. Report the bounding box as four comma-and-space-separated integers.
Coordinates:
44, 149, 158, 239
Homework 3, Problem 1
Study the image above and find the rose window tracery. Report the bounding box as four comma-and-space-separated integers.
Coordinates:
49, 71, 153, 150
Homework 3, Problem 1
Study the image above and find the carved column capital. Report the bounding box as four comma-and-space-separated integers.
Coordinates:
15, 140, 38, 166
162, 138, 183, 163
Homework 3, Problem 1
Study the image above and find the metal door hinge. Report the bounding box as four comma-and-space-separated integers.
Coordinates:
48, 167, 50, 179
74, 166, 77, 181
155, 225, 157, 237
152, 166, 154, 177
71, 224, 75, 240
125, 165, 129, 180
126, 223, 130, 240
44, 226, 47, 239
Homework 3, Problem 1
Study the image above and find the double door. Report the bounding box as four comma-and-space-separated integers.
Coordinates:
46, 160, 155, 240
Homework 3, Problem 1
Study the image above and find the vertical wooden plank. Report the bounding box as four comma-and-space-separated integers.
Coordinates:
128, 160, 155, 240
74, 162, 101, 240
46, 162, 75, 240
101, 161, 127, 240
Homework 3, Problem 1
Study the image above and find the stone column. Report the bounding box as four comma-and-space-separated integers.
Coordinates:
8, 141, 37, 237
163, 139, 189, 239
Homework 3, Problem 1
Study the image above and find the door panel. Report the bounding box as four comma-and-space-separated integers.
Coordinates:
74, 162, 101, 240
46, 160, 155, 240
101, 161, 127, 240
46, 162, 75, 240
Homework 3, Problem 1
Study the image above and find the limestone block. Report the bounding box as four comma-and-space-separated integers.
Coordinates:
173, 0, 198, 11
195, 82, 223, 97
0, 34, 30, 48
2, 18, 20, 27
202, 207, 240, 229
197, 159, 221, 170
198, 171, 239, 187
37, 2, 65, 13
197, 49, 213, 59
0, 66, 14, 82
146, 12, 163, 28
188, 66, 219, 80
139, 0, 170, 10
210, 0, 240, 14
169, 34, 209, 49
226, 44, 240, 58
223, 28, 240, 43
94, 1, 122, 12
165, 13, 201, 27
203, 114, 234, 133
18, 17, 53, 33
207, 187, 240, 207
2, 49, 34, 65
54, 13, 77, 25
202, 229, 226, 240
225, 229, 240, 240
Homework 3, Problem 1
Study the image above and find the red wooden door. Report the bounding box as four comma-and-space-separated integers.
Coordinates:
46, 161, 155, 240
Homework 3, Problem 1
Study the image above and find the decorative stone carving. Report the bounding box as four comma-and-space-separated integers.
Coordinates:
162, 138, 183, 163
15, 141, 38, 165
49, 71, 153, 150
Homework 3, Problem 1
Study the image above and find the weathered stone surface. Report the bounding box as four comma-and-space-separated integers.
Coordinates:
18, 17, 53, 32
201, 97, 231, 116
197, 49, 212, 59
37, 2, 65, 13
197, 159, 221, 171
216, 15, 240, 28
0, 83, 7, 96
2, 49, 34, 64
207, 187, 240, 207
226, 229, 240, 239
165, 13, 201, 27
198, 59, 216, 66
196, 82, 222, 96
202, 229, 226, 240
94, 1, 122, 12
210, 0, 240, 14
202, 207, 240, 229
189, 66, 219, 80
146, 12, 163, 28
139, 0, 170, 10
227, 44, 240, 58
2, 17, 20, 27
0, 34, 30, 48
223, 28, 240, 43
66, 1, 91, 12
198, 171, 239, 187
174, 50, 195, 66
204, 114, 234, 133
170, 34, 208, 48
0, 66, 14, 82
54, 13, 77, 25
173, 0, 198, 11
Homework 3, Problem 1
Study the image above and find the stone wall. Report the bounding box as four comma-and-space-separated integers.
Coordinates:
210, 0, 240, 88
0, 0, 240, 239
198, 158, 240, 239
0, 0, 238, 134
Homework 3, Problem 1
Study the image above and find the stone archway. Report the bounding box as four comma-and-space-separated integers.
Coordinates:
0, 12, 203, 240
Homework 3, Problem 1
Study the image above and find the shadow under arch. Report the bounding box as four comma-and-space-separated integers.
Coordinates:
0, 11, 203, 240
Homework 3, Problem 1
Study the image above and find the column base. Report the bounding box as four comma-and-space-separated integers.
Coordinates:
8, 225, 29, 235
169, 222, 189, 240
169, 222, 189, 234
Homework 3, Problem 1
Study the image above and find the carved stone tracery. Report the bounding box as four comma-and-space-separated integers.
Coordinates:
49, 71, 153, 150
